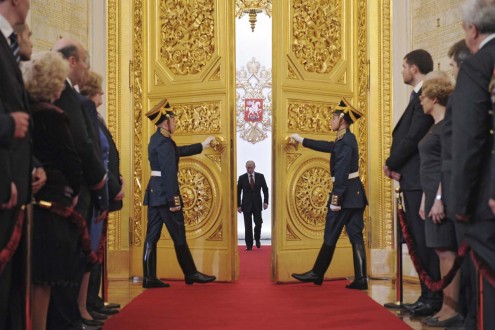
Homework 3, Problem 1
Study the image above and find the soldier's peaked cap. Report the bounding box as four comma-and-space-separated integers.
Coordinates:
332, 97, 363, 124
146, 98, 175, 125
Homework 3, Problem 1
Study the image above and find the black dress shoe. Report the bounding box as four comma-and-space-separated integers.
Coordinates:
104, 302, 121, 309
345, 278, 368, 290
402, 299, 423, 311
409, 302, 440, 317
246, 246, 252, 250
82, 318, 104, 327
426, 314, 464, 328
291, 271, 323, 285
143, 277, 170, 288
255, 240, 261, 248
89, 311, 108, 321
95, 307, 119, 315
185, 272, 216, 285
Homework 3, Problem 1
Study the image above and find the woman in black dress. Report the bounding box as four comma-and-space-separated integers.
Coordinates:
418, 74, 461, 327
22, 51, 83, 330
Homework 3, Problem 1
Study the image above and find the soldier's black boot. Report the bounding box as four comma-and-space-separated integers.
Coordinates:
346, 242, 368, 290
142, 243, 170, 288
292, 243, 335, 285
176, 244, 216, 285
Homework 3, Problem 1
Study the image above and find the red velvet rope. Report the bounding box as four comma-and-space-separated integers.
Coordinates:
38, 202, 107, 265
470, 250, 495, 288
0, 208, 25, 275
397, 208, 469, 292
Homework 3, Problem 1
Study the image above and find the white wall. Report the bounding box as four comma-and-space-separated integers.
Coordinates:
235, 14, 272, 241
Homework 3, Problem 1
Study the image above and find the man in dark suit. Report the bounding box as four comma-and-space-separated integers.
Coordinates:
48, 38, 107, 329
384, 49, 442, 316
290, 98, 368, 290
237, 160, 269, 250
451, 1, 495, 328
142, 98, 216, 287
0, 1, 31, 329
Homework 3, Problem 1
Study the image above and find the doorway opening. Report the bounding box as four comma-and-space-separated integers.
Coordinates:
235, 12, 272, 248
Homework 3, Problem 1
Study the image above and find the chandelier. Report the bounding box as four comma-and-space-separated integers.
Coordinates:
235, 0, 272, 32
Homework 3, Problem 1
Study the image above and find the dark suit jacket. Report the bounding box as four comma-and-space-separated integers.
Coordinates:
143, 128, 203, 207
303, 129, 367, 209
54, 82, 105, 187
451, 38, 495, 220
0, 32, 31, 206
237, 172, 269, 213
386, 89, 433, 191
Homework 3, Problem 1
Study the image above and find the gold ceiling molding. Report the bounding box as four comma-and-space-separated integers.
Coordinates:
178, 159, 221, 239
159, 0, 215, 75
132, 0, 144, 247
172, 102, 222, 135
292, 0, 342, 74
287, 158, 331, 239
287, 101, 332, 134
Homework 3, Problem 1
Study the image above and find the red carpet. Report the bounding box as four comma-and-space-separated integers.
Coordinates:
104, 246, 410, 329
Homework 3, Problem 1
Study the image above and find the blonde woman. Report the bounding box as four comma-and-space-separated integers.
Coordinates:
418, 73, 462, 328
22, 51, 83, 330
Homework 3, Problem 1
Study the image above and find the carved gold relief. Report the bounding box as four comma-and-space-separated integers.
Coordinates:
288, 158, 331, 239
286, 153, 301, 170
132, 0, 144, 247
173, 102, 221, 135
178, 159, 221, 239
205, 154, 222, 170
292, 0, 342, 74
236, 58, 272, 144
158, 0, 215, 75
106, 0, 120, 250
287, 101, 332, 134
207, 224, 223, 241
286, 222, 300, 241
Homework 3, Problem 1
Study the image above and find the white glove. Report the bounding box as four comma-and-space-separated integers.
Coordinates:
290, 133, 304, 144
329, 204, 341, 212
202, 136, 215, 149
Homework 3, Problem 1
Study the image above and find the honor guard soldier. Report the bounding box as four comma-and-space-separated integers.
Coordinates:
142, 98, 216, 288
290, 97, 368, 290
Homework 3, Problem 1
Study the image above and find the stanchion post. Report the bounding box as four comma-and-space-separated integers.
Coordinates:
383, 187, 405, 310
25, 204, 32, 330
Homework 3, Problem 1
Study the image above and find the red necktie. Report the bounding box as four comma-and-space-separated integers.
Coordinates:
249, 174, 254, 190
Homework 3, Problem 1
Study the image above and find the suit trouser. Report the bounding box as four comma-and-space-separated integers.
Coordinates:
402, 190, 442, 304
242, 209, 262, 248
0, 208, 24, 330
323, 207, 365, 246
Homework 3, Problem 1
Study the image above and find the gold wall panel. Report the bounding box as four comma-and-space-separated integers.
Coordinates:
173, 102, 222, 135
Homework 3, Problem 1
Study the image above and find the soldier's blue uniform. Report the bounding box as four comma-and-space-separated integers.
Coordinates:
292, 98, 368, 290
142, 98, 215, 287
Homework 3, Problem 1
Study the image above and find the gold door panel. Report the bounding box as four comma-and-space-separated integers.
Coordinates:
272, 0, 368, 282
129, 0, 237, 281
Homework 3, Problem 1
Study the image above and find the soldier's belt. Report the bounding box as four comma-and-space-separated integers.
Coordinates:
151, 171, 161, 177
331, 171, 359, 182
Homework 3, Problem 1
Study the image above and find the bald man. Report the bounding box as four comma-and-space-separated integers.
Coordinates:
237, 161, 269, 250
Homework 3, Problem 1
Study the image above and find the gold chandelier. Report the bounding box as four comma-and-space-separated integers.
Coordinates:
235, 0, 272, 32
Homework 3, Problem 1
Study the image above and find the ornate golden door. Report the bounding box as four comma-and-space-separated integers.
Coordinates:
272, 0, 368, 282
129, 1, 237, 281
